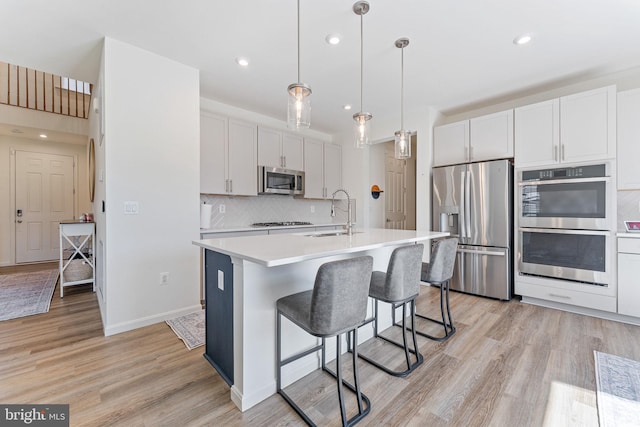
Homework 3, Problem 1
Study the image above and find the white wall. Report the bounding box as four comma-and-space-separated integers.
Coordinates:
101, 37, 201, 335
337, 107, 437, 239
0, 135, 89, 266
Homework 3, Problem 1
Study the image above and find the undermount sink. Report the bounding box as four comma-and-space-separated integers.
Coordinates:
305, 230, 363, 237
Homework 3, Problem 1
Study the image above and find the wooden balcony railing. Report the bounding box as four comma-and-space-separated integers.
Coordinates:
0, 61, 92, 119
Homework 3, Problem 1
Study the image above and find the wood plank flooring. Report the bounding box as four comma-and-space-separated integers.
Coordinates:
2, 263, 640, 426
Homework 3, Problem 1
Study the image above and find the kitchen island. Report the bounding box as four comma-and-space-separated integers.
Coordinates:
193, 228, 448, 411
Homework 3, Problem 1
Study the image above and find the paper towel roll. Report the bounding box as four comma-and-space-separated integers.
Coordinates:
200, 203, 212, 229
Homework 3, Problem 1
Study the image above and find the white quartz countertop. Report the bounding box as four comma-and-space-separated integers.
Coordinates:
199, 223, 343, 234
193, 228, 449, 267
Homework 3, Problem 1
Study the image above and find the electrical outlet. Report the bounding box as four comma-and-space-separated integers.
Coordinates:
219, 204, 226, 214
310, 205, 315, 213
160, 272, 169, 286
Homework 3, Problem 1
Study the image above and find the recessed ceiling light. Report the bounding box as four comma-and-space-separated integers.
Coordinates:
513, 33, 533, 45
39, 134, 47, 138
343, 105, 352, 110
325, 34, 341, 45
235, 57, 249, 67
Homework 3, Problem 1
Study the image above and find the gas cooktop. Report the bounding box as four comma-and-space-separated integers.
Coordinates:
251, 221, 313, 227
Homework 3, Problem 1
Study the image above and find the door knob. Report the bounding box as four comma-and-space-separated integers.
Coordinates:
16, 220, 22, 223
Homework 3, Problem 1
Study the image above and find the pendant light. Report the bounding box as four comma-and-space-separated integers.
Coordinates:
394, 38, 411, 159
287, 0, 311, 129
353, 1, 372, 148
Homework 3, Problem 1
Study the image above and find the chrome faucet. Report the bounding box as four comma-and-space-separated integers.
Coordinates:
331, 189, 353, 236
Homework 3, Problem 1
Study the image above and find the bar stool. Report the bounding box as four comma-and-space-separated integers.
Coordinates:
276, 256, 373, 427
402, 237, 458, 341
355, 244, 424, 377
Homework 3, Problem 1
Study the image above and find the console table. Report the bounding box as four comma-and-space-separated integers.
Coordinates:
59, 220, 95, 297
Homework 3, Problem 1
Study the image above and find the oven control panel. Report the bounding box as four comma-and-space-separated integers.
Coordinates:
521, 164, 606, 181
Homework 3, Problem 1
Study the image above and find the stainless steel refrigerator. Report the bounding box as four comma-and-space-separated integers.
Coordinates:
432, 159, 513, 300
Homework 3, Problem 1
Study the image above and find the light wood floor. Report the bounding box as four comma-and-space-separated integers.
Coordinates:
2, 263, 640, 426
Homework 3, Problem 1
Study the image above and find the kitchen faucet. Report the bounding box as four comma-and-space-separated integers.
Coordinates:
331, 189, 353, 236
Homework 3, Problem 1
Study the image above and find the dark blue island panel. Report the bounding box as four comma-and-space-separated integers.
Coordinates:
204, 250, 234, 386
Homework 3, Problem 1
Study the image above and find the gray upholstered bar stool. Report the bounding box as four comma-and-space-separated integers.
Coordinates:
355, 244, 424, 377
276, 256, 373, 427
402, 237, 458, 342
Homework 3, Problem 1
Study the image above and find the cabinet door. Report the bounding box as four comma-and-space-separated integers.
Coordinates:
617, 89, 640, 190
618, 252, 640, 317
200, 113, 227, 194
469, 109, 514, 162
515, 99, 559, 167
257, 127, 282, 168
228, 120, 257, 196
323, 143, 342, 198
433, 121, 469, 166
303, 138, 325, 198
282, 133, 304, 171
560, 86, 616, 163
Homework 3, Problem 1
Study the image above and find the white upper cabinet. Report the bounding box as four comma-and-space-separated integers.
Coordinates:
200, 113, 228, 195
303, 138, 342, 199
515, 86, 616, 168
227, 120, 258, 196
257, 126, 304, 171
617, 88, 640, 190
323, 142, 342, 197
560, 86, 616, 163
469, 109, 514, 162
433, 109, 513, 166
515, 99, 559, 167
282, 133, 304, 171
201, 113, 257, 196
433, 121, 468, 166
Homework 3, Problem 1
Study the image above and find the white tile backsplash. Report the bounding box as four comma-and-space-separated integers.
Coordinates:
200, 194, 351, 229
618, 190, 640, 231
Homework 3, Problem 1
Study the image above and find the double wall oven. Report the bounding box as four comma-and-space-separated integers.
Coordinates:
518, 163, 614, 287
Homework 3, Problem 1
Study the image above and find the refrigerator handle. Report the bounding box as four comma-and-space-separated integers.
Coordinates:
464, 170, 471, 239
459, 170, 466, 238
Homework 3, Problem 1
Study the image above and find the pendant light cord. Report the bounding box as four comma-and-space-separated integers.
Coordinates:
400, 45, 404, 130
297, 0, 301, 83
360, 13, 364, 112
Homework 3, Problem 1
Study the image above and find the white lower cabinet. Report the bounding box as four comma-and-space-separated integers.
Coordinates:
618, 237, 640, 317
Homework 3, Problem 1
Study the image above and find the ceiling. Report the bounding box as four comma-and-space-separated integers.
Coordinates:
2, 0, 640, 136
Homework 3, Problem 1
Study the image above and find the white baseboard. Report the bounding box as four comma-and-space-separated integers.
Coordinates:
103, 304, 203, 336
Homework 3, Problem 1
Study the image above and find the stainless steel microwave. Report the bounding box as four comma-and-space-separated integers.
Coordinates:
258, 166, 305, 196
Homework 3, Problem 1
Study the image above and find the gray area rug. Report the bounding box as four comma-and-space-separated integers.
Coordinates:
0, 269, 59, 321
166, 310, 205, 350
594, 351, 640, 427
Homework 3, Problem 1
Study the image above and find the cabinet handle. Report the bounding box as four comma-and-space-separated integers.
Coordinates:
561, 144, 565, 161
283, 156, 286, 168
230, 180, 233, 193
554, 145, 558, 161
225, 179, 228, 192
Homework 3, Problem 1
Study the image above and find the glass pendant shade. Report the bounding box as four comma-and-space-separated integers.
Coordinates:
394, 130, 411, 159
287, 83, 311, 129
354, 112, 372, 148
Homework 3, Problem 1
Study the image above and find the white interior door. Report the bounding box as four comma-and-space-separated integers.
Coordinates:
15, 151, 75, 263
384, 143, 406, 229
